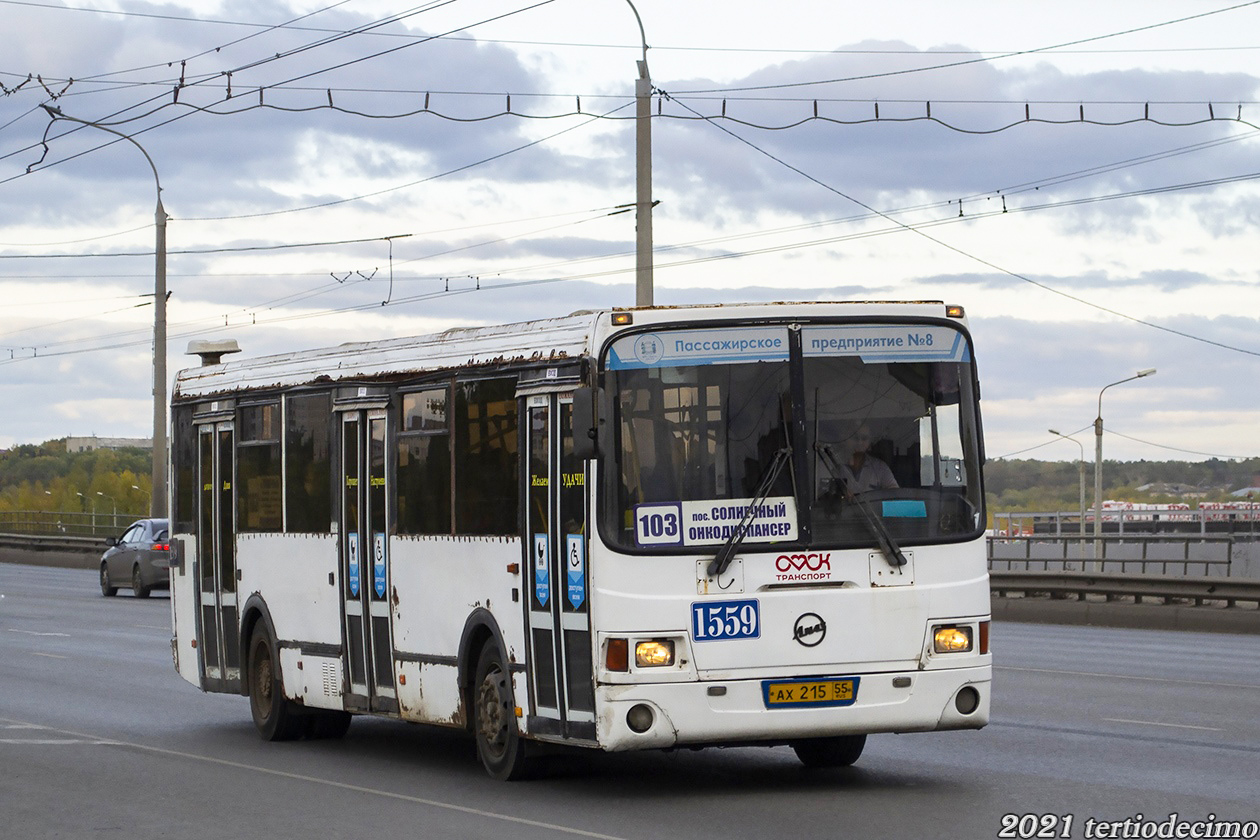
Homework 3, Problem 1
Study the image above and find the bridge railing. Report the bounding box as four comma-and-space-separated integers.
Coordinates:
987, 534, 1235, 577
0, 510, 143, 540
989, 570, 1260, 608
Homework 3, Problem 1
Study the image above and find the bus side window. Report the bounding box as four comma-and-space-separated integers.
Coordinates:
285, 392, 332, 533
398, 387, 451, 535
453, 378, 518, 536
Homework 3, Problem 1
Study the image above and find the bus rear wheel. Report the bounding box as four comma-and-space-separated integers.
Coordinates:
791, 734, 867, 768
472, 644, 532, 781
248, 623, 304, 741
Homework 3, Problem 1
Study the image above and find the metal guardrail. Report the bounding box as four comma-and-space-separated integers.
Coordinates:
0, 533, 105, 554
988, 534, 1235, 576
990, 570, 1260, 608
0, 510, 141, 540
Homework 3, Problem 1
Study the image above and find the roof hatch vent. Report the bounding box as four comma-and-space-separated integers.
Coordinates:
186, 339, 241, 366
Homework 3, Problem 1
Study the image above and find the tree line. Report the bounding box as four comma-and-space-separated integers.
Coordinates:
3, 438, 1258, 519
0, 440, 151, 517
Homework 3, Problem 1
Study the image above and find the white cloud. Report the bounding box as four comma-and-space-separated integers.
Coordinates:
1, 1, 1258, 460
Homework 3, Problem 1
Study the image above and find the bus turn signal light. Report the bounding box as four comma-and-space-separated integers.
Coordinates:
606, 638, 629, 672
933, 625, 973, 653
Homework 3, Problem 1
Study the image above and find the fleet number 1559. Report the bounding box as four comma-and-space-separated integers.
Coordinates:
691, 599, 760, 641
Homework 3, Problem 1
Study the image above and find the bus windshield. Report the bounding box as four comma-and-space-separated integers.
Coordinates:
604, 322, 984, 552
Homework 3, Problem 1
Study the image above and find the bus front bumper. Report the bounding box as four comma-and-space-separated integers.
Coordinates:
593, 664, 990, 752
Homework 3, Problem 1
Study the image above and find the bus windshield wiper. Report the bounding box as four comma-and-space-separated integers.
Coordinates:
816, 443, 907, 569
706, 445, 792, 579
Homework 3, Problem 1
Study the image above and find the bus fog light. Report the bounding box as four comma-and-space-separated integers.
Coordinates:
626, 704, 654, 733
933, 625, 973, 653
635, 640, 674, 667
955, 686, 980, 715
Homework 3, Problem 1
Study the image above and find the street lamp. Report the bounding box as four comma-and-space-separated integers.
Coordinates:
1048, 429, 1087, 551
97, 491, 117, 528
77, 491, 97, 533
623, 0, 654, 307
1094, 369, 1157, 560
41, 105, 168, 520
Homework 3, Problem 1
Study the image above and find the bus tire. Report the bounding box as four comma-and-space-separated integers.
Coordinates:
791, 734, 866, 768
306, 710, 352, 740
132, 565, 151, 599
100, 564, 117, 597
247, 623, 304, 741
472, 644, 532, 781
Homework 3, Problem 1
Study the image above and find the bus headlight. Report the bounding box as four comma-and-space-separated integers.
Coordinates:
635, 639, 675, 667
933, 625, 973, 653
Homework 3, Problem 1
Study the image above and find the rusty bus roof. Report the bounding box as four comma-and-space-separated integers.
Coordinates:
172, 300, 960, 400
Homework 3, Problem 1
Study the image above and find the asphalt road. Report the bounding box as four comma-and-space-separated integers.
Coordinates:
1, 562, 1257, 840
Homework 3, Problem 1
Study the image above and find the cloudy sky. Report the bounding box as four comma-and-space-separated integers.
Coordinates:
1, 0, 1258, 464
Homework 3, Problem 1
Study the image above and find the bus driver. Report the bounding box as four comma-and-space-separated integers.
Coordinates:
839, 423, 898, 493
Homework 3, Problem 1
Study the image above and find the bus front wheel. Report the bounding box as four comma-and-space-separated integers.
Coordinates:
791, 734, 867, 768
248, 623, 304, 741
472, 644, 532, 781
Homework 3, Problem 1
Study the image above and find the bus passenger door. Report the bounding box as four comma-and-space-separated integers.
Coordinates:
524, 393, 595, 741
339, 410, 397, 713
195, 421, 240, 693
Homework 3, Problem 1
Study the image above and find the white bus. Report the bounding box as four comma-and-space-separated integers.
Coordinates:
167, 301, 991, 779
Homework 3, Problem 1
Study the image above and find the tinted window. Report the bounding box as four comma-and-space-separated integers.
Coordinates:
285, 392, 332, 533
237, 403, 282, 532
454, 378, 518, 535
398, 387, 451, 535
171, 406, 196, 534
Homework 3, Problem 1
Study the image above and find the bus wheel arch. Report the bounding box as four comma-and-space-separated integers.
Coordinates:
239, 594, 275, 696
246, 611, 305, 741
456, 608, 515, 729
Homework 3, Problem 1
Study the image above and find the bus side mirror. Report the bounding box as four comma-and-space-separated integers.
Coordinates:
571, 386, 598, 460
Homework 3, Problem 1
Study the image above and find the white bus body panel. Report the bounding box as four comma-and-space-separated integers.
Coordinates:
170, 535, 200, 688
239, 533, 342, 647
389, 535, 524, 726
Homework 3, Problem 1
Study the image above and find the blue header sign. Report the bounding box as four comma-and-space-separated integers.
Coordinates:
607, 327, 790, 370
802, 325, 969, 363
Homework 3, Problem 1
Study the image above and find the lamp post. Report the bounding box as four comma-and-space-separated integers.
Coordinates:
1048, 429, 1087, 559
97, 491, 117, 529
623, 0, 654, 307
41, 105, 168, 520
76, 491, 97, 534
1094, 369, 1157, 562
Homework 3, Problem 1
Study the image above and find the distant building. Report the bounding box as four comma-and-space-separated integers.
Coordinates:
64, 436, 152, 453
1135, 482, 1212, 499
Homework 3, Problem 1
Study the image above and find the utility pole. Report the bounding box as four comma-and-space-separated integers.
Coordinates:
625, 0, 654, 307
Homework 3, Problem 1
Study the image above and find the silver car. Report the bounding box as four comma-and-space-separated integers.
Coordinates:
100, 519, 171, 598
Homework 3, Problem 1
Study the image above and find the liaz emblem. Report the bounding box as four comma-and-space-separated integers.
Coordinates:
792, 612, 826, 647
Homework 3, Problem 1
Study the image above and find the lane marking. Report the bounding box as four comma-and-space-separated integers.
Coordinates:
0, 715, 628, 840
135, 624, 169, 631
7, 629, 71, 637
31, 652, 68, 659
995, 665, 1258, 690
0, 738, 117, 745
1103, 718, 1223, 732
